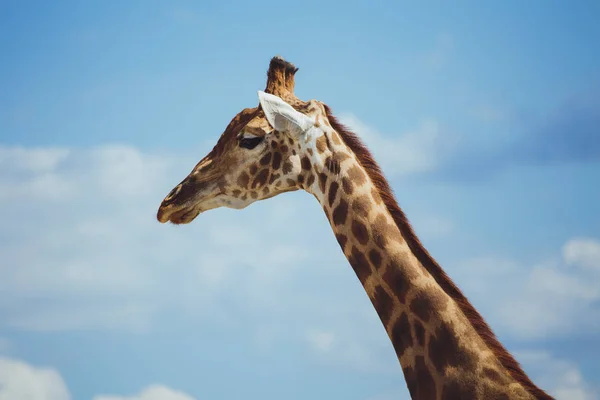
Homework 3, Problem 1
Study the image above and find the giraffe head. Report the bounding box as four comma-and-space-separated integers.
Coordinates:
157, 56, 329, 224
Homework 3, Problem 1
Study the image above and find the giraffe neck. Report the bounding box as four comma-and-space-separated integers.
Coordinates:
300, 123, 543, 399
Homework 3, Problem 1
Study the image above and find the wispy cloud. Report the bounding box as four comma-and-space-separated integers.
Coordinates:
452, 237, 600, 339
514, 90, 600, 165
3, 143, 594, 342
94, 385, 197, 400
0, 145, 315, 332
305, 329, 335, 352
338, 113, 445, 177
339, 88, 600, 183
1, 143, 596, 399
437, 88, 600, 182
518, 351, 598, 400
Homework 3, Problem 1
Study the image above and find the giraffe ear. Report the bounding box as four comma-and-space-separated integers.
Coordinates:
257, 91, 314, 135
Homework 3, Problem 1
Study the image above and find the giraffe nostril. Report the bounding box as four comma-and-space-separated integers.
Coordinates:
164, 185, 182, 202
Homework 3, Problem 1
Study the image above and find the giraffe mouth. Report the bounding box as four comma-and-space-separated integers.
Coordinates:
156, 203, 201, 224
157, 191, 224, 224
169, 208, 201, 224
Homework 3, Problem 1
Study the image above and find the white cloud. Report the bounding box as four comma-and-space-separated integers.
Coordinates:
93, 385, 196, 400
0, 357, 70, 400
0, 356, 198, 400
563, 237, 600, 272
338, 114, 442, 177
0, 146, 70, 173
518, 351, 597, 400
300, 303, 399, 375
453, 237, 600, 339
305, 329, 335, 352
0, 145, 324, 332
1, 144, 597, 400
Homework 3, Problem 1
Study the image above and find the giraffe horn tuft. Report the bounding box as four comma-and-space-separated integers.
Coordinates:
265, 55, 298, 97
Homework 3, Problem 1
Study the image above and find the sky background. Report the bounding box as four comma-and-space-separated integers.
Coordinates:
1, 1, 600, 399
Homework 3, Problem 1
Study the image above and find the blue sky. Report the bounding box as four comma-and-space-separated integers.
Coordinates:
1, 1, 599, 399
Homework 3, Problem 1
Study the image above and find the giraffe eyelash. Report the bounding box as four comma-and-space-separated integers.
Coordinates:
238, 134, 264, 150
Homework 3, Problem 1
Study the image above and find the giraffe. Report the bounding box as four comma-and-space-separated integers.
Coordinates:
156, 56, 553, 400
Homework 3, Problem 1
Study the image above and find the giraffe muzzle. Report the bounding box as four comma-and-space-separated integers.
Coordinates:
157, 177, 221, 224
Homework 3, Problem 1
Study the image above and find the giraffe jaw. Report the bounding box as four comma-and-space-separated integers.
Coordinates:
157, 205, 201, 224
157, 194, 222, 224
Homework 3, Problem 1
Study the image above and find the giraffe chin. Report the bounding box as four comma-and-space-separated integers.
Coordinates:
157, 191, 225, 224
157, 206, 202, 225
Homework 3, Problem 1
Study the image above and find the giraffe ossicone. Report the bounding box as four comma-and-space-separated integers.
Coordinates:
157, 56, 553, 400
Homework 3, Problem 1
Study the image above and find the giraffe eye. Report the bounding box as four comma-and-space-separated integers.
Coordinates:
239, 136, 264, 150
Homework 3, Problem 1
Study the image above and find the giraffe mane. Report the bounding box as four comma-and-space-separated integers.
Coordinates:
323, 104, 553, 400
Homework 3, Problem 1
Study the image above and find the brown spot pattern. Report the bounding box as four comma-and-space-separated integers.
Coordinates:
368, 249, 382, 269
328, 182, 339, 207
335, 233, 347, 250
318, 173, 327, 193
334, 152, 350, 164
237, 172, 250, 188
402, 366, 418, 399
252, 169, 269, 188
347, 165, 366, 185
371, 214, 403, 249
391, 312, 412, 358
413, 356, 437, 399
409, 288, 449, 323
441, 379, 477, 400
351, 194, 371, 216
351, 220, 369, 245
301, 156, 311, 170
316, 135, 327, 153
371, 187, 382, 204
282, 161, 293, 174
483, 367, 508, 384
428, 322, 477, 374
331, 131, 342, 145
260, 153, 272, 166
332, 199, 348, 225
272, 152, 282, 169
341, 177, 353, 195
372, 286, 394, 326
268, 173, 280, 184
413, 319, 425, 347
382, 263, 416, 304
348, 246, 371, 284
